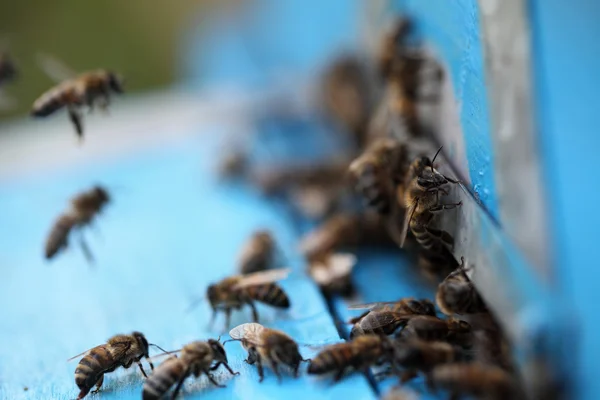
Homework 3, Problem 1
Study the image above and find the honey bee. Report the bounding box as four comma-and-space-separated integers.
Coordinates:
396, 315, 472, 347
308, 252, 357, 296
45, 185, 110, 263
69, 331, 165, 400
0, 52, 17, 86
307, 335, 396, 382
142, 339, 238, 399
376, 17, 412, 81
392, 339, 466, 382
436, 257, 488, 316
349, 137, 409, 215
226, 323, 309, 382
429, 363, 520, 400
32, 62, 124, 139
348, 298, 436, 338
199, 268, 291, 329
238, 230, 278, 274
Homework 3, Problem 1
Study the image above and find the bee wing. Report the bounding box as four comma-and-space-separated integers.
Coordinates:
348, 301, 400, 310
67, 347, 97, 362
232, 268, 291, 290
360, 311, 408, 330
229, 323, 265, 345
36, 53, 77, 83
399, 201, 418, 248
310, 253, 356, 285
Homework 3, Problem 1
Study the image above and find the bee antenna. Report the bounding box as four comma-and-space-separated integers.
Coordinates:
431, 146, 443, 172
221, 339, 236, 345
150, 344, 170, 354
216, 335, 222, 342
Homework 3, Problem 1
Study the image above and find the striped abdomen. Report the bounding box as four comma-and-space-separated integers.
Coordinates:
355, 163, 392, 214
31, 82, 79, 117
244, 283, 290, 308
45, 213, 77, 259
308, 343, 356, 374
143, 357, 186, 400
75, 345, 115, 398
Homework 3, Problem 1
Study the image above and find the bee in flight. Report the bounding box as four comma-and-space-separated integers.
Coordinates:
69, 331, 166, 400
143, 339, 238, 399
189, 268, 291, 329
226, 323, 309, 382
31, 54, 124, 140
45, 185, 110, 264
237, 230, 279, 274
436, 257, 488, 316
347, 298, 436, 338
307, 335, 397, 382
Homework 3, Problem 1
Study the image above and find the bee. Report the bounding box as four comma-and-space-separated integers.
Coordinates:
392, 339, 466, 382
436, 257, 488, 316
396, 315, 472, 347
200, 269, 291, 329
238, 230, 278, 274
429, 363, 520, 400
348, 298, 436, 338
308, 252, 357, 297
45, 185, 110, 263
142, 339, 238, 399
0, 52, 17, 86
376, 17, 412, 80
307, 335, 396, 382
69, 331, 165, 400
226, 323, 309, 382
31, 65, 124, 139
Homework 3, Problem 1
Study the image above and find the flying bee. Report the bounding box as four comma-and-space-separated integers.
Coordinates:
238, 230, 278, 274
31, 55, 124, 140
143, 339, 238, 399
226, 323, 309, 382
196, 268, 291, 329
429, 363, 521, 400
436, 257, 488, 316
69, 331, 166, 400
308, 252, 357, 297
308, 335, 396, 382
0, 52, 17, 86
396, 315, 472, 348
348, 298, 436, 338
349, 137, 409, 215
45, 185, 110, 264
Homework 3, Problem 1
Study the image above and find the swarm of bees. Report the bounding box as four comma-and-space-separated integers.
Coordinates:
6, 9, 533, 400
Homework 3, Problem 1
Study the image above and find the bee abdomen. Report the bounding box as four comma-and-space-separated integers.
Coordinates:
246, 283, 290, 308
32, 88, 70, 117
75, 346, 113, 391
45, 213, 77, 259
143, 359, 185, 400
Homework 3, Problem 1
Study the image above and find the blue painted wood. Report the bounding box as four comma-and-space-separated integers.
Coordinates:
527, 1, 600, 399
392, 0, 500, 218
0, 130, 376, 400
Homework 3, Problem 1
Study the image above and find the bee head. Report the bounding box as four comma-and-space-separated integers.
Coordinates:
349, 323, 364, 339
93, 186, 111, 204
208, 339, 228, 363
132, 331, 150, 357
107, 71, 124, 94
417, 167, 448, 189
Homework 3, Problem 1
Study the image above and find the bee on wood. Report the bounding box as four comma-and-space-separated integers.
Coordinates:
436, 257, 488, 316
45, 185, 110, 264
238, 230, 278, 274
348, 298, 436, 338
142, 339, 238, 399
197, 269, 291, 329
0, 52, 17, 86
307, 335, 396, 382
31, 55, 124, 140
308, 252, 357, 297
396, 315, 472, 348
429, 362, 521, 400
69, 331, 166, 400
226, 323, 309, 382
392, 339, 466, 383
349, 137, 409, 215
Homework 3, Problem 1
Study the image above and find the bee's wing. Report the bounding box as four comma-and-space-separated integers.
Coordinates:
36, 53, 77, 83
66, 345, 101, 362
360, 311, 408, 330
232, 268, 291, 290
310, 253, 356, 285
399, 201, 418, 248
348, 301, 403, 310
229, 323, 265, 345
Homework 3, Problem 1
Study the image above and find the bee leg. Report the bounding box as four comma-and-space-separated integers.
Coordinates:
204, 369, 226, 388
136, 361, 149, 378
145, 356, 155, 371
214, 361, 240, 376
271, 362, 282, 383
424, 226, 454, 248
78, 232, 95, 265
224, 308, 232, 330
170, 374, 187, 400
333, 368, 346, 382
90, 375, 104, 394
68, 106, 84, 140
248, 301, 259, 322
254, 352, 265, 382
428, 202, 462, 214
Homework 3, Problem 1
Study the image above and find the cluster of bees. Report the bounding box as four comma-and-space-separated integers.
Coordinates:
0, 13, 524, 400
